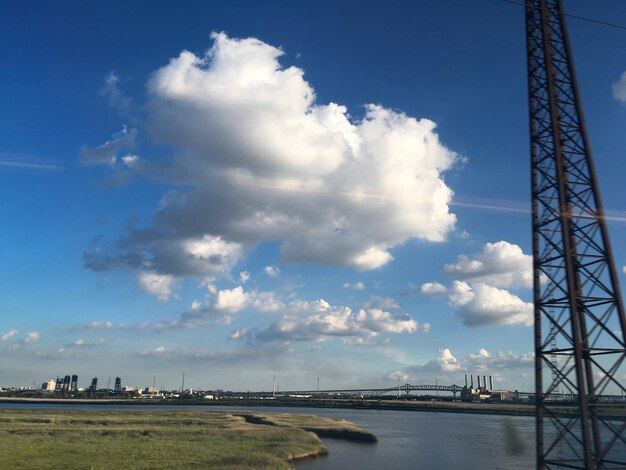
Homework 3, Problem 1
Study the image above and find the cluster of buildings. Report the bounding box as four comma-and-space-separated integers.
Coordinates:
41, 375, 123, 394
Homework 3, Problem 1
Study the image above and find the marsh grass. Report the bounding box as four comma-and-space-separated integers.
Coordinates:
0, 409, 373, 468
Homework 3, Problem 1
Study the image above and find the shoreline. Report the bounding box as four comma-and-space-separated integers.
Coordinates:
0, 396, 538, 416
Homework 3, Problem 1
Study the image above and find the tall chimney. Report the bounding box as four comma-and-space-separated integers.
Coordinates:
483, 376, 487, 390
489, 376, 493, 390
465, 374, 468, 387
477, 375, 481, 388
470, 375, 474, 388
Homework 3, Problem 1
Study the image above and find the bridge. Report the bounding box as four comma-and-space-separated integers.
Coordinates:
253, 383, 467, 399
245, 384, 626, 402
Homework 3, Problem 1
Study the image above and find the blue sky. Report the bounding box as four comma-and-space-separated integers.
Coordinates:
1, 0, 625, 392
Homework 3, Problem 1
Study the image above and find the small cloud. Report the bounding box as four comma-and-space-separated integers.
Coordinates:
388, 370, 410, 382
264, 265, 281, 277
239, 271, 251, 283
70, 320, 113, 331
612, 71, 626, 102
100, 71, 133, 114
229, 328, 253, 341
67, 338, 107, 348
343, 282, 365, 290
24, 332, 40, 343
0, 328, 19, 341
422, 322, 431, 334
79, 127, 137, 167
137, 271, 176, 301
214, 286, 248, 312
121, 154, 139, 168
419, 282, 448, 296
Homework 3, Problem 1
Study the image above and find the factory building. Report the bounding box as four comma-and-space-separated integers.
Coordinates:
462, 374, 510, 402
41, 379, 56, 391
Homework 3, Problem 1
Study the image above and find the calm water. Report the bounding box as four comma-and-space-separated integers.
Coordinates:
0, 403, 536, 469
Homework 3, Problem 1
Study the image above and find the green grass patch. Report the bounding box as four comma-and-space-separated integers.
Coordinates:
0, 408, 374, 468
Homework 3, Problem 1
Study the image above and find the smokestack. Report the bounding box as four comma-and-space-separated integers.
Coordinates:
483, 376, 487, 390
465, 374, 468, 387
470, 375, 474, 388
489, 376, 493, 390
477, 375, 481, 389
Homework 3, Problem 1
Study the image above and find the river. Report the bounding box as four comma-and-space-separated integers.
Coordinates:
0, 403, 536, 469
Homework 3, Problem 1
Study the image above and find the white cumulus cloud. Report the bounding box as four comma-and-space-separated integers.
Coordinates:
451, 282, 533, 327
214, 286, 249, 312
410, 348, 461, 372
137, 271, 176, 301
232, 298, 418, 343
419, 281, 448, 296
85, 32, 459, 280
443, 240, 532, 288
395, 347, 533, 382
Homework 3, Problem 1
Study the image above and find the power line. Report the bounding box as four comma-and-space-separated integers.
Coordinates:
497, 0, 626, 31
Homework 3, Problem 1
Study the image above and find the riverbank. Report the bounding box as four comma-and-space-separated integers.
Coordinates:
0, 408, 375, 469
0, 395, 537, 415
3, 396, 624, 418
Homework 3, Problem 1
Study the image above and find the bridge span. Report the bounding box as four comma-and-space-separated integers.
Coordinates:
257, 383, 467, 399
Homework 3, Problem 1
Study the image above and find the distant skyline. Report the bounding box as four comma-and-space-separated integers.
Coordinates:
1, 0, 625, 392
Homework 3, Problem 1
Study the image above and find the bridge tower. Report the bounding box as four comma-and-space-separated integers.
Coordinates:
525, 1, 626, 468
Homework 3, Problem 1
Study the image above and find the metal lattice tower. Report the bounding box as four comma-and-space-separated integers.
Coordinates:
526, 0, 626, 468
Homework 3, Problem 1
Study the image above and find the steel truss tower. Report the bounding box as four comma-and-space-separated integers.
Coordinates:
526, 0, 626, 468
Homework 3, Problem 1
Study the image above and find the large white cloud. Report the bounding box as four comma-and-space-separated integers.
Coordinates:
406, 348, 461, 373
612, 71, 626, 103
451, 282, 533, 327
230, 298, 418, 343
85, 32, 460, 283
396, 347, 533, 381
419, 241, 533, 328
443, 241, 532, 288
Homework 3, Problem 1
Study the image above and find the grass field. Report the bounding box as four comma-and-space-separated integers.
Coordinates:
0, 409, 375, 469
